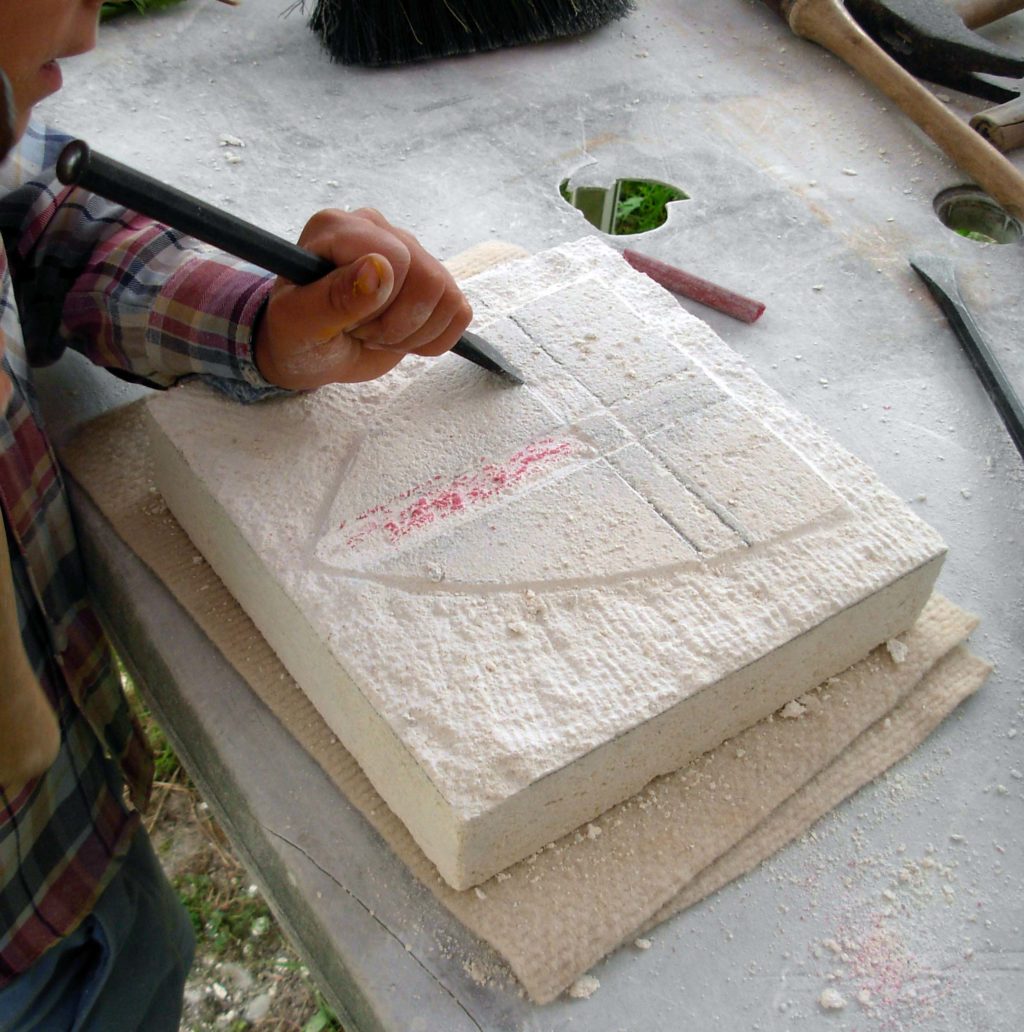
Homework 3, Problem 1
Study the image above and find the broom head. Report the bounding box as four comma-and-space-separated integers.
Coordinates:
309, 0, 636, 66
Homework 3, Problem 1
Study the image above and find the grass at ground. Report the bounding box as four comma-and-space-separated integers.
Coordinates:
123, 668, 345, 1032
100, 0, 188, 20
611, 179, 688, 236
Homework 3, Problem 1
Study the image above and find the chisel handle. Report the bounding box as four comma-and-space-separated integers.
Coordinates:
55, 141, 502, 378
971, 95, 1024, 152
56, 140, 353, 286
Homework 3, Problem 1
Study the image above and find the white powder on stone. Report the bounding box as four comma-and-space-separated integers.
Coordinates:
819, 987, 847, 1010
567, 974, 601, 999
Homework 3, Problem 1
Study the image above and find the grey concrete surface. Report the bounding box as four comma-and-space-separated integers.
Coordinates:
32, 0, 1024, 1028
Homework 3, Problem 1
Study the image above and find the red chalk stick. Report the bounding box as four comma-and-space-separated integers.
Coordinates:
622, 248, 766, 324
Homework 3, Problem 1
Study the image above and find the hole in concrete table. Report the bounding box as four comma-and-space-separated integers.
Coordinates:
559, 176, 688, 235
934, 185, 1022, 245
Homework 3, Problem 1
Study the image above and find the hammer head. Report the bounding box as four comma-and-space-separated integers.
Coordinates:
844, 0, 1024, 101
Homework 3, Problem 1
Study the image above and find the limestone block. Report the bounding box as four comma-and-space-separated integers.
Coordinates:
146, 238, 945, 889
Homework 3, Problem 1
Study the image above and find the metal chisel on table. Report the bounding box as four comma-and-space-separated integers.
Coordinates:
910, 253, 1024, 461
55, 140, 523, 385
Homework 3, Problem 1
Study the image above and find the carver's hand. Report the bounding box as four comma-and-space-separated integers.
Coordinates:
253, 208, 472, 389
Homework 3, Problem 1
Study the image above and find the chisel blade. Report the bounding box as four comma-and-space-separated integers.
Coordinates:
910, 253, 1024, 459
453, 331, 525, 386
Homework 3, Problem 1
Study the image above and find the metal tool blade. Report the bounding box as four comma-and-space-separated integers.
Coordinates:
846, 0, 1024, 101
454, 331, 525, 386
910, 253, 1024, 459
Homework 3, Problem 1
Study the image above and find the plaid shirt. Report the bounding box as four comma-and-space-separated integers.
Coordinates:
0, 122, 277, 987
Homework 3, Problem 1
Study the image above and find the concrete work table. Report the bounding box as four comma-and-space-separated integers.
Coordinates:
35, 1, 1023, 1028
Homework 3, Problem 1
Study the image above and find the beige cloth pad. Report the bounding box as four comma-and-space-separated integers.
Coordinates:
59, 243, 990, 1004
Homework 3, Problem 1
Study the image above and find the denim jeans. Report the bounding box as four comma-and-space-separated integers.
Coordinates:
0, 828, 195, 1032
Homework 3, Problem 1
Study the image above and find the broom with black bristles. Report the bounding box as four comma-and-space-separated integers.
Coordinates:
306, 0, 635, 67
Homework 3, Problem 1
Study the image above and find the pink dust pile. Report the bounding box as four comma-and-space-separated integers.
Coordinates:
832, 912, 956, 1031
341, 438, 575, 550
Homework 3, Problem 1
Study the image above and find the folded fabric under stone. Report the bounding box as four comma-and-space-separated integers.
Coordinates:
59, 414, 987, 1001
59, 241, 988, 1004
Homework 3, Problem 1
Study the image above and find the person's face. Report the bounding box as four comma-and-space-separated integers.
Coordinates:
0, 0, 102, 143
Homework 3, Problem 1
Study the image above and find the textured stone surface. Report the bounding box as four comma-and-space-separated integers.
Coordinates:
146, 238, 946, 889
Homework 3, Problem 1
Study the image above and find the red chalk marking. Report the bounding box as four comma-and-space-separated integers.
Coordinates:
340, 439, 576, 550
622, 248, 766, 324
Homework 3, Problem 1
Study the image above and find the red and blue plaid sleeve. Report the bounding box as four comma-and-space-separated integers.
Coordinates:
0, 122, 280, 401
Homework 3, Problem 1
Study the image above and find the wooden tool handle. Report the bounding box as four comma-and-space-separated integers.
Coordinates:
783, 0, 1024, 220
971, 95, 1024, 152
955, 0, 1024, 30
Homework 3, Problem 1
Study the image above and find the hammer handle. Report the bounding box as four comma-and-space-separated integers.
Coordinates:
955, 0, 1024, 30
971, 95, 1024, 152
779, 0, 1024, 221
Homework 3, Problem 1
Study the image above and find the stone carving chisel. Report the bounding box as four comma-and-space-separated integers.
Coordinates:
910, 253, 1024, 461
55, 140, 523, 385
